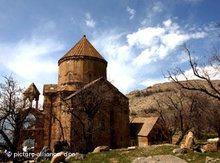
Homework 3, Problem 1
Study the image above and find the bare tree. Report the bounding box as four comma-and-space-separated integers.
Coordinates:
166, 27, 220, 145
52, 113, 65, 142
205, 100, 220, 140
167, 46, 220, 100
0, 76, 33, 162
150, 88, 208, 145
60, 82, 111, 153
43, 112, 65, 142
145, 99, 177, 143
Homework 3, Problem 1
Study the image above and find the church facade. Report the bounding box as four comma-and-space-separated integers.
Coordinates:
20, 35, 130, 153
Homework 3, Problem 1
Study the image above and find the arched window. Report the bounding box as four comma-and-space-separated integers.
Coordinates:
68, 73, 73, 82
23, 113, 36, 129
22, 138, 35, 152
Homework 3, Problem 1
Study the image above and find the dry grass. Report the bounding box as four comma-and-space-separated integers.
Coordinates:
127, 80, 220, 118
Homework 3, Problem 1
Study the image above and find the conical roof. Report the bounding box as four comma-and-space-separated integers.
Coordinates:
24, 83, 40, 95
59, 35, 106, 63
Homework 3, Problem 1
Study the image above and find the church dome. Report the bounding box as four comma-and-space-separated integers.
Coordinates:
58, 35, 107, 65
58, 35, 107, 91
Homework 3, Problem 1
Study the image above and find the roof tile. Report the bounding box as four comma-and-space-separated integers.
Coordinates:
131, 117, 159, 137
60, 35, 106, 61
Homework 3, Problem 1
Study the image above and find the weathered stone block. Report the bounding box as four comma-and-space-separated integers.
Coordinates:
93, 146, 110, 153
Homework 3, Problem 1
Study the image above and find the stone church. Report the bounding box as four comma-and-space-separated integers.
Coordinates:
19, 35, 130, 153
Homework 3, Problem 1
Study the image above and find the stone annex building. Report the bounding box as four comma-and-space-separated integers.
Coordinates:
19, 35, 130, 153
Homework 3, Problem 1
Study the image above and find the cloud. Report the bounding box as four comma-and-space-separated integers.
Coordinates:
163, 19, 172, 27
140, 63, 220, 87
176, 66, 220, 81
127, 27, 165, 47
91, 19, 207, 93
85, 13, 96, 28
128, 19, 206, 66
127, 6, 136, 20
152, 1, 164, 13
141, 1, 165, 26
140, 65, 220, 88
175, 51, 189, 65
0, 36, 64, 80
91, 32, 136, 93
141, 78, 168, 87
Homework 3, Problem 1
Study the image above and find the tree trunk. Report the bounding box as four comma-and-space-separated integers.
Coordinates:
168, 132, 173, 144
0, 130, 18, 163
85, 116, 94, 152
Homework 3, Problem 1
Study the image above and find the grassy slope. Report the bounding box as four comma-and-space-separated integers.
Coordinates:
63, 145, 220, 163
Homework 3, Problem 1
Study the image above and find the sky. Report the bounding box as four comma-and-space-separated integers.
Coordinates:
0, 0, 220, 103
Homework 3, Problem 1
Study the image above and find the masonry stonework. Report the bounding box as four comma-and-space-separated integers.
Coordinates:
20, 35, 130, 153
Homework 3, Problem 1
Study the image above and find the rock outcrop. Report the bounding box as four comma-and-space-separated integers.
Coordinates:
132, 155, 187, 163
181, 131, 194, 149
127, 80, 220, 118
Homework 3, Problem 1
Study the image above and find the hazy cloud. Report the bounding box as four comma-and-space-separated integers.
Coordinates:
0, 36, 64, 80
92, 32, 136, 93
128, 19, 206, 66
127, 6, 136, 20
85, 13, 96, 28
176, 66, 220, 81
141, 78, 168, 87
152, 1, 164, 13
140, 65, 220, 88
91, 19, 207, 92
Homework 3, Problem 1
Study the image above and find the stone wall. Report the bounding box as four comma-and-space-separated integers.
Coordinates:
58, 58, 106, 88
18, 108, 45, 153
66, 79, 130, 152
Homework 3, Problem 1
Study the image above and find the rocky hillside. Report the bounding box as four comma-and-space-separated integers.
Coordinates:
126, 80, 220, 117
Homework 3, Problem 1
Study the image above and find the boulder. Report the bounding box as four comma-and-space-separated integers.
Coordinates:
184, 131, 194, 149
93, 146, 109, 153
132, 155, 187, 163
51, 152, 65, 163
203, 143, 218, 152
207, 138, 219, 144
173, 148, 187, 154
180, 144, 186, 149
127, 146, 138, 150
205, 156, 220, 163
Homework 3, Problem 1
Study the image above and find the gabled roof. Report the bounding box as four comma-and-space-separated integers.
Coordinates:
131, 117, 159, 137
65, 77, 128, 100
59, 35, 106, 63
24, 83, 40, 95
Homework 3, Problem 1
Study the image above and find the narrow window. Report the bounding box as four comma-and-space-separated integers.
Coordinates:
89, 73, 92, 82
68, 73, 73, 82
